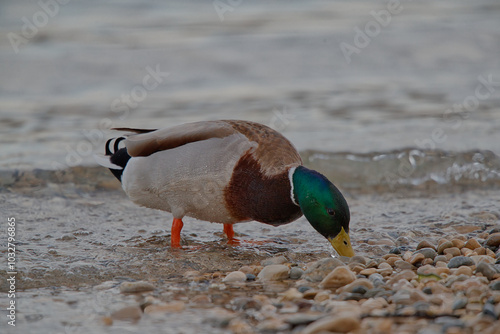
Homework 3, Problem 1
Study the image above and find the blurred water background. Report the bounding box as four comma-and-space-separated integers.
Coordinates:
1, 1, 500, 333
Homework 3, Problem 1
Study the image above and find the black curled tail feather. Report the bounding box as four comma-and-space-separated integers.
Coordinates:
105, 137, 131, 182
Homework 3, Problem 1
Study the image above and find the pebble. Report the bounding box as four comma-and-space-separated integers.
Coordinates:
111, 306, 142, 322
394, 260, 415, 270
280, 288, 303, 301
302, 313, 360, 334
452, 296, 468, 310
223, 271, 247, 283
261, 256, 288, 266
476, 262, 500, 280
339, 278, 374, 293
303, 257, 344, 282
361, 297, 388, 313
359, 268, 378, 276
415, 248, 438, 260
454, 266, 473, 276
349, 255, 368, 265
448, 256, 475, 268
257, 265, 290, 281
417, 240, 437, 251
486, 233, 500, 247
289, 267, 304, 280
464, 238, 481, 250
443, 247, 461, 257
387, 270, 416, 286
119, 281, 155, 293
490, 280, 500, 290
471, 255, 496, 265
437, 241, 454, 254
409, 253, 425, 265
451, 239, 466, 249
319, 266, 356, 289
434, 255, 448, 263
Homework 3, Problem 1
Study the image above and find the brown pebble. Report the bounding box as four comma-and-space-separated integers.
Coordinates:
144, 301, 186, 313
454, 266, 473, 276
461, 248, 474, 256
319, 266, 356, 289
191, 295, 211, 305
359, 268, 378, 276
314, 291, 330, 302
377, 267, 393, 277
486, 248, 496, 258
475, 247, 487, 255
111, 306, 142, 322
302, 312, 360, 334
409, 253, 425, 265
101, 316, 113, 326
464, 239, 481, 250
394, 260, 414, 270
280, 288, 303, 301
451, 239, 466, 249
387, 270, 416, 286
257, 265, 290, 281
443, 247, 461, 257
421, 258, 434, 266
302, 289, 319, 300
417, 240, 436, 251
402, 251, 413, 262
120, 281, 155, 293
382, 254, 400, 260
434, 267, 451, 276
378, 262, 392, 269
385, 257, 400, 267
349, 264, 366, 274
453, 225, 482, 233
437, 241, 454, 254
438, 238, 449, 246
435, 261, 448, 268
223, 271, 247, 283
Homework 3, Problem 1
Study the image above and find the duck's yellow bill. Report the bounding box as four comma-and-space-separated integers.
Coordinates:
329, 227, 354, 257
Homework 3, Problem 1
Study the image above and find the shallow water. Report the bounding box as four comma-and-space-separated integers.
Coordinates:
1, 0, 500, 333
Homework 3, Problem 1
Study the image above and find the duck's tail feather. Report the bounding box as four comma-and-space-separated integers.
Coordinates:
94, 137, 132, 182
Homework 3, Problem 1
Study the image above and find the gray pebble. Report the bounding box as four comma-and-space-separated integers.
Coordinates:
452, 297, 468, 310
482, 302, 497, 318
447, 256, 475, 268
434, 255, 448, 264
368, 273, 385, 288
246, 273, 256, 281
490, 280, 500, 291
289, 267, 304, 280
303, 257, 344, 282
261, 255, 288, 266
298, 286, 312, 293
414, 248, 437, 260
475, 262, 499, 280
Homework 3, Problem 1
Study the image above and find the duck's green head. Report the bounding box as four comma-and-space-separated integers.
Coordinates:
291, 166, 354, 257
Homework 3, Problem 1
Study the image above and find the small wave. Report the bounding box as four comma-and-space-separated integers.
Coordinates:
302, 149, 500, 193
2, 149, 499, 195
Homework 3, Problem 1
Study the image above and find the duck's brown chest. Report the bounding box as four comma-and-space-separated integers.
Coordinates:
224, 153, 303, 225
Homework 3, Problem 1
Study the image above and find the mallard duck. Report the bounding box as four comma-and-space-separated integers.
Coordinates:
95, 120, 354, 256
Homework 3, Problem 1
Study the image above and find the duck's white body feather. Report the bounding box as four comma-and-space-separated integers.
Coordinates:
122, 133, 256, 223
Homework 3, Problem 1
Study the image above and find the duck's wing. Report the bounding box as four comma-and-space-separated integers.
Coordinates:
117, 120, 302, 175
118, 121, 237, 157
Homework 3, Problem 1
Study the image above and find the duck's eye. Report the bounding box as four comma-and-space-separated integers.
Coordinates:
327, 208, 335, 216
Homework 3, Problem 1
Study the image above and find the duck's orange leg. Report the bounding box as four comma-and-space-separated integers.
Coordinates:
223, 223, 239, 245
171, 218, 184, 248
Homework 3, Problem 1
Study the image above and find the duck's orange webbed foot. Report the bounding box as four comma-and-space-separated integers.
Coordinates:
223, 223, 267, 246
